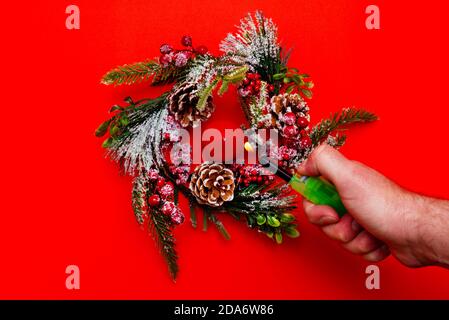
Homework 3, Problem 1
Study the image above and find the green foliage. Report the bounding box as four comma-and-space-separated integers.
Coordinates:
310, 108, 378, 147
196, 65, 249, 110
224, 183, 299, 243
202, 207, 209, 232
101, 60, 161, 86
273, 68, 313, 98
208, 212, 231, 240
95, 119, 111, 137
247, 81, 268, 126
217, 81, 230, 96
149, 208, 179, 280
192, 205, 230, 240
101, 60, 187, 86
196, 79, 219, 111
132, 173, 150, 225
95, 94, 167, 150
132, 172, 179, 280
222, 65, 249, 83
189, 198, 197, 229
152, 64, 186, 85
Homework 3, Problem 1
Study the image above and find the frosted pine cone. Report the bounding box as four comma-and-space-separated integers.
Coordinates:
189, 162, 235, 207
168, 82, 215, 128
269, 93, 310, 140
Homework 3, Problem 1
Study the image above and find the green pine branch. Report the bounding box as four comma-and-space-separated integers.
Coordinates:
149, 208, 179, 280
132, 174, 150, 225
189, 198, 198, 229
152, 65, 186, 86
132, 172, 179, 280
310, 108, 378, 147
101, 60, 162, 86
95, 94, 168, 152
208, 212, 231, 240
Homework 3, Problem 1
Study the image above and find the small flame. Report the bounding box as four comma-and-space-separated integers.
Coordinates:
244, 142, 254, 153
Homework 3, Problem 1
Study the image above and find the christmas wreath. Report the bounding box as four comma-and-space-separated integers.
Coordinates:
96, 11, 377, 280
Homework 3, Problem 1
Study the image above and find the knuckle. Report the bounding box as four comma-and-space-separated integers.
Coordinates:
338, 230, 352, 243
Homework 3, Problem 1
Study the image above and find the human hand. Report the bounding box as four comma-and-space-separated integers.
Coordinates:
297, 144, 444, 267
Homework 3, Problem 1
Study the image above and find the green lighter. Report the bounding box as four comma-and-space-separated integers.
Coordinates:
244, 141, 348, 217
289, 174, 347, 217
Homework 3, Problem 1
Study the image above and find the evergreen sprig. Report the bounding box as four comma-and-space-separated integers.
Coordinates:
310, 108, 378, 147
208, 212, 231, 240
132, 173, 179, 280
152, 65, 186, 85
149, 208, 179, 280
95, 93, 169, 174
101, 60, 187, 86
132, 174, 150, 225
101, 60, 162, 85
95, 94, 168, 150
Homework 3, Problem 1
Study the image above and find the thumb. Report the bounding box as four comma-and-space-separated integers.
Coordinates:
297, 144, 355, 190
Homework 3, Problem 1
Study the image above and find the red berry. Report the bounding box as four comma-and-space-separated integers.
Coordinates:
163, 133, 170, 141
283, 112, 296, 126
297, 116, 309, 128
243, 78, 250, 86
283, 125, 297, 138
148, 170, 159, 181
255, 79, 261, 86
175, 167, 184, 174
282, 153, 290, 160
247, 73, 255, 80
195, 45, 208, 55
262, 108, 268, 115
161, 201, 176, 215
300, 130, 308, 137
148, 195, 161, 207
159, 183, 174, 200
257, 176, 263, 183
157, 178, 165, 188
254, 73, 261, 80
159, 44, 173, 54
300, 136, 312, 148
251, 168, 258, 176
268, 84, 275, 92
254, 85, 261, 92
171, 209, 185, 225
159, 54, 172, 66
251, 176, 257, 182
181, 35, 192, 47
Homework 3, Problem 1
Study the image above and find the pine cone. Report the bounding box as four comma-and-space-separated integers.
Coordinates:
270, 93, 310, 127
269, 93, 310, 139
189, 162, 235, 207
168, 82, 215, 128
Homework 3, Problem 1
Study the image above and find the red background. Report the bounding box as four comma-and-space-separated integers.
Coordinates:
1, 0, 449, 299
